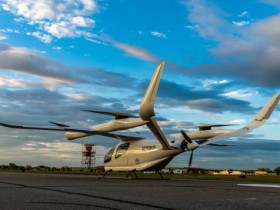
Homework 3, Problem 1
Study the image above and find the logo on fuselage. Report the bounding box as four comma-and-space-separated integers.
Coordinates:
142, 145, 156, 150
135, 158, 140, 165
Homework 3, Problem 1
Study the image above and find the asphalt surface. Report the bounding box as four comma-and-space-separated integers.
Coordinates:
0, 172, 280, 210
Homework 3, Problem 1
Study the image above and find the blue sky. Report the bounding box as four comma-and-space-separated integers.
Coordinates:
0, 0, 280, 170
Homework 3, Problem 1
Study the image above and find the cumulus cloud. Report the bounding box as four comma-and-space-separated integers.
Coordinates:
0, 34, 7, 40
202, 79, 230, 89
0, 0, 167, 64
138, 79, 256, 114
222, 89, 258, 98
151, 31, 167, 39
0, 43, 136, 89
0, 76, 33, 88
0, 0, 98, 41
260, 0, 280, 9
112, 42, 161, 63
27, 31, 52, 43
0, 43, 78, 84
182, 0, 231, 41
238, 11, 249, 18
181, 0, 280, 88
232, 20, 250, 26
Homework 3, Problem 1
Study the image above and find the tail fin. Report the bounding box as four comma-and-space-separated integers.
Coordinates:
248, 93, 280, 129
199, 93, 280, 146
139, 62, 164, 120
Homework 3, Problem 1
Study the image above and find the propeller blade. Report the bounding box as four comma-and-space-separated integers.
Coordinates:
81, 110, 137, 119
188, 150, 194, 169
180, 129, 192, 143
49, 121, 70, 127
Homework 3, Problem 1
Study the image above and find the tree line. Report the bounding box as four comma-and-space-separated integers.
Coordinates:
1, 163, 280, 175
0, 163, 72, 172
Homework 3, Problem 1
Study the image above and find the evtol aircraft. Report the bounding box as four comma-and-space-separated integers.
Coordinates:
0, 62, 280, 177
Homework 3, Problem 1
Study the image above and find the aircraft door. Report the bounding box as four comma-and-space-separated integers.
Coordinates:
114, 143, 130, 166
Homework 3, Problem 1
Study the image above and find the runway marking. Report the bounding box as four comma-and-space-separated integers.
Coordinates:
238, 183, 280, 188
0, 180, 175, 210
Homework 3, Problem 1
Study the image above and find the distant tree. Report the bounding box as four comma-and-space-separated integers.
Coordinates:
0, 165, 9, 170
51, 167, 59, 171
18, 166, 25, 172
61, 166, 72, 171
9, 163, 17, 170
25, 165, 33, 171
35, 165, 50, 171
274, 166, 280, 176
256, 168, 272, 173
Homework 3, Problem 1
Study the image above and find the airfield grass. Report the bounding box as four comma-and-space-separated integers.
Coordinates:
1, 170, 280, 183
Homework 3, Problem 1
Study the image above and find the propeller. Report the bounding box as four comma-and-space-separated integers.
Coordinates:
180, 129, 197, 171
188, 150, 194, 169
180, 129, 192, 144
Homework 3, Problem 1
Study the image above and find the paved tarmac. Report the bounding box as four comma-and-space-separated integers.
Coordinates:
0, 172, 280, 210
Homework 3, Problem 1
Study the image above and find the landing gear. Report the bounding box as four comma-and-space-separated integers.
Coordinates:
102, 169, 112, 178
157, 170, 163, 180
126, 170, 138, 179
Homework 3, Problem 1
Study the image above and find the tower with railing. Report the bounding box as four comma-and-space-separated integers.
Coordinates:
81, 144, 95, 171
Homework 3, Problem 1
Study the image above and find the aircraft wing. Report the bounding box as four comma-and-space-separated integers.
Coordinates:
98, 131, 145, 141
0, 122, 103, 133
199, 93, 280, 146
0, 122, 65, 131
146, 117, 173, 150
138, 62, 172, 150
0, 122, 143, 140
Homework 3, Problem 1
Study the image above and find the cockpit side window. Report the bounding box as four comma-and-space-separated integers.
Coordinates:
115, 143, 130, 159
104, 148, 114, 163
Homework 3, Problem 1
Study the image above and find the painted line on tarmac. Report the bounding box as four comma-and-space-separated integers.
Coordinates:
238, 183, 280, 188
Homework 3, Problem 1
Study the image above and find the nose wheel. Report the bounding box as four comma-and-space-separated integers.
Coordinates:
102, 169, 112, 177
126, 170, 138, 179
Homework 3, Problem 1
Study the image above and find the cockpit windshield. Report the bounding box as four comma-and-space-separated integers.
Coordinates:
115, 143, 130, 159
104, 148, 114, 163
104, 143, 130, 163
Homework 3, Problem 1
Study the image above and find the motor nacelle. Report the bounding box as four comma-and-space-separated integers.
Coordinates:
65, 131, 93, 140
170, 140, 186, 151
186, 141, 199, 151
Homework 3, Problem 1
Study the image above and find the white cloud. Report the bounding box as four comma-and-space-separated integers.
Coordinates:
27, 31, 52, 43
113, 42, 160, 62
229, 119, 246, 124
0, 76, 31, 88
260, 0, 280, 10
184, 24, 198, 30
0, 34, 7, 40
202, 79, 229, 89
0, 43, 78, 85
71, 16, 95, 27
232, 20, 250, 26
222, 90, 258, 98
181, 0, 280, 87
0, 29, 20, 33
238, 11, 248, 18
52, 46, 62, 51
86, 38, 107, 45
182, 0, 230, 41
151, 31, 167, 39
1, 0, 98, 42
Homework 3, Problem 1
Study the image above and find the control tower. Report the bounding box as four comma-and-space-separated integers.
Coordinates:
81, 144, 95, 171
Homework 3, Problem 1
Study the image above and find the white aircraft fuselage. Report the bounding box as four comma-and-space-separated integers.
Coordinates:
104, 140, 182, 171
104, 129, 232, 171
